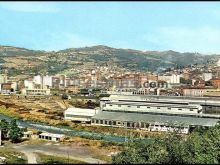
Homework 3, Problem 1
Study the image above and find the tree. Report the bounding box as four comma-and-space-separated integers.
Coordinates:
112, 126, 220, 164
0, 119, 9, 140
9, 119, 23, 143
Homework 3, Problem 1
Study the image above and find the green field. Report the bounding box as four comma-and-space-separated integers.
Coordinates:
0, 148, 27, 164
37, 153, 87, 164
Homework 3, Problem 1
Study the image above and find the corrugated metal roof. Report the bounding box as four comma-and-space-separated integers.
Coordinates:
105, 102, 199, 109
92, 111, 219, 127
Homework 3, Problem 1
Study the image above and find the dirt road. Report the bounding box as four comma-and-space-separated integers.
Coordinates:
20, 151, 37, 164
11, 142, 107, 164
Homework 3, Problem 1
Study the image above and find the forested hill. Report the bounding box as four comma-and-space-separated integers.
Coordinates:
0, 45, 219, 76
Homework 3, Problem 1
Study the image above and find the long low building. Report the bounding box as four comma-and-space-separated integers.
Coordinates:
91, 111, 220, 134
95, 94, 220, 134
103, 101, 202, 115
21, 88, 50, 95
39, 132, 66, 142
100, 94, 220, 114
64, 107, 100, 123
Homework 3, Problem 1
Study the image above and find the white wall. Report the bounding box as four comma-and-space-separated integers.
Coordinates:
103, 103, 199, 114
202, 73, 212, 81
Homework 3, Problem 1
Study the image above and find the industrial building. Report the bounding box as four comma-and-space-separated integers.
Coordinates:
91, 95, 220, 134
92, 111, 219, 134
38, 132, 66, 142
21, 88, 51, 95
64, 107, 100, 123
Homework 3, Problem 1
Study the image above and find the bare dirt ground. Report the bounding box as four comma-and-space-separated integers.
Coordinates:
5, 140, 107, 164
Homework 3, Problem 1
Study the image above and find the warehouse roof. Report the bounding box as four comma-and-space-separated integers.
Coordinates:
105, 101, 200, 109
65, 108, 99, 116
92, 111, 219, 127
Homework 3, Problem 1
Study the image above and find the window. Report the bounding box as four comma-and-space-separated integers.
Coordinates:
113, 121, 116, 125
109, 121, 112, 125
178, 108, 182, 110
147, 107, 150, 108
105, 120, 108, 125
137, 106, 140, 108
132, 123, 135, 127
168, 108, 171, 110
190, 109, 194, 111
127, 122, 130, 127
95, 120, 99, 124
100, 120, 103, 124
157, 107, 160, 109
128, 105, 131, 107
109, 105, 112, 106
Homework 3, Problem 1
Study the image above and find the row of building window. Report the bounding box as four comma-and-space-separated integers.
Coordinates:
65, 114, 91, 118
92, 119, 147, 128
38, 135, 60, 141
108, 104, 195, 111
92, 119, 188, 130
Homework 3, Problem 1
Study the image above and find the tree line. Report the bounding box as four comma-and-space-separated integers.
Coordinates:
112, 126, 220, 164
0, 119, 23, 143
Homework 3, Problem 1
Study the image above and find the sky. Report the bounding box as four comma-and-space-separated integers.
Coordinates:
1, 2, 220, 54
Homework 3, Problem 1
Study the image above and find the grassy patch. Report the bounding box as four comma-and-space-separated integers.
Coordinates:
22, 139, 49, 145
37, 153, 87, 164
0, 148, 27, 164
0, 107, 20, 119
93, 155, 112, 163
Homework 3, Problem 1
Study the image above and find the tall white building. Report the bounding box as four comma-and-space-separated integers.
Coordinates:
158, 74, 180, 84
24, 80, 34, 89
202, 73, 212, 81
33, 75, 52, 88
217, 59, 220, 66
0, 74, 7, 83
33, 75, 42, 85
43, 75, 52, 87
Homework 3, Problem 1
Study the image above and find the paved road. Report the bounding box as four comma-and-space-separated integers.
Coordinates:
11, 143, 107, 164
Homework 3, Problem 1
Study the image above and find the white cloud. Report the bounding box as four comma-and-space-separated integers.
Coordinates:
143, 26, 220, 54
0, 2, 60, 13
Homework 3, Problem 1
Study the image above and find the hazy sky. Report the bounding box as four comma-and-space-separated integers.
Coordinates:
1, 2, 220, 54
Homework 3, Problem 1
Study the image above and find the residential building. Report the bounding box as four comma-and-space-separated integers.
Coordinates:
21, 88, 50, 95
202, 72, 212, 81
182, 88, 211, 97
0, 74, 7, 83
211, 79, 220, 88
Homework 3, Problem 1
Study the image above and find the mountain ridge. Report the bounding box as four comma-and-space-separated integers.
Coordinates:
0, 44, 219, 76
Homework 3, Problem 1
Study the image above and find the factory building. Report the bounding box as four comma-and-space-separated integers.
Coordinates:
91, 95, 220, 134
64, 107, 99, 123
92, 111, 219, 134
